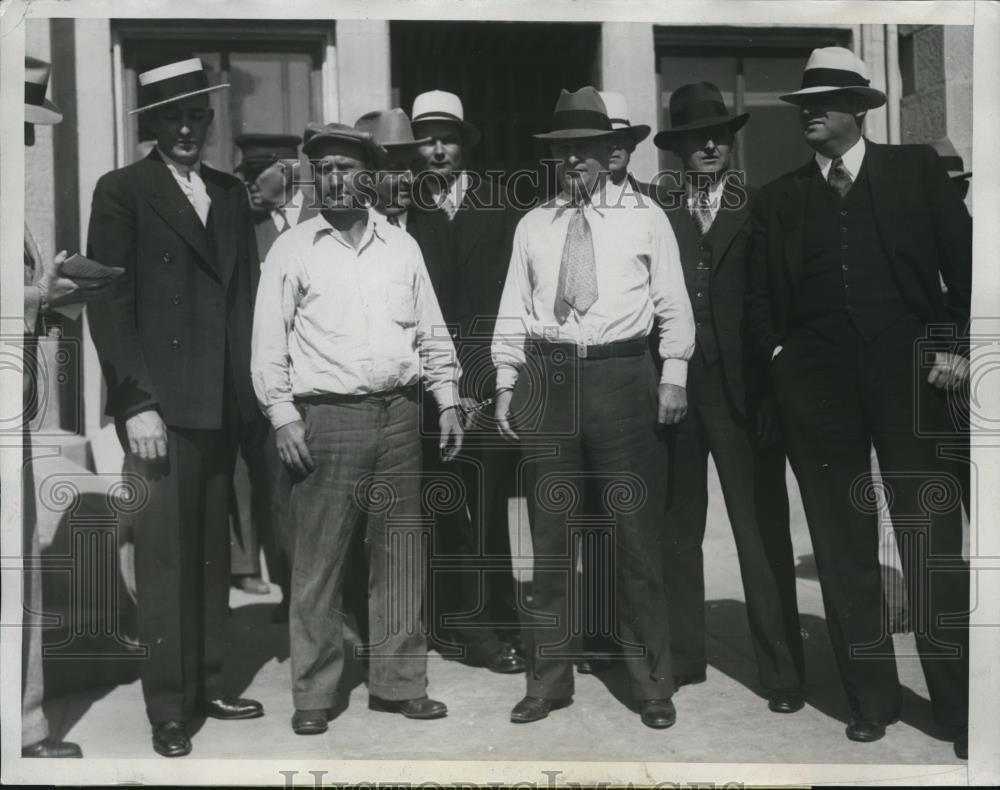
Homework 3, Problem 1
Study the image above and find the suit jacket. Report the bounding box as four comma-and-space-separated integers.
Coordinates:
252, 194, 320, 260
87, 149, 260, 431
745, 140, 972, 365
661, 178, 755, 415
409, 176, 522, 400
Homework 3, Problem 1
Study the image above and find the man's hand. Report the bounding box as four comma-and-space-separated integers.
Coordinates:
439, 407, 464, 462
125, 409, 168, 462
276, 420, 315, 476
657, 383, 688, 425
40, 250, 116, 308
458, 396, 480, 430
495, 389, 519, 441
928, 352, 970, 391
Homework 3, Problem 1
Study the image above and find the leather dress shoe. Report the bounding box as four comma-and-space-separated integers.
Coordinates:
479, 644, 526, 674
767, 687, 805, 714
21, 738, 83, 758
672, 671, 707, 691
368, 695, 448, 719
639, 699, 677, 729
510, 695, 572, 723
576, 658, 611, 675
203, 696, 264, 720
292, 708, 330, 735
232, 575, 271, 595
845, 713, 900, 743
152, 721, 191, 757
953, 725, 968, 760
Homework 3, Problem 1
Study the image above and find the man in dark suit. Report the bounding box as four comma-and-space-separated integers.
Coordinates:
745, 47, 971, 758
229, 132, 318, 620
651, 82, 804, 711
87, 58, 263, 757
408, 90, 526, 674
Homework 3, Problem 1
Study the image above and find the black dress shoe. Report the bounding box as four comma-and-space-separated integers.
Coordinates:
639, 698, 677, 729
152, 721, 191, 758
482, 644, 526, 674
953, 725, 968, 760
292, 708, 330, 735
767, 687, 805, 714
845, 713, 900, 743
21, 739, 83, 758
368, 695, 447, 719
672, 671, 707, 691
203, 696, 264, 720
576, 658, 611, 675
510, 695, 573, 723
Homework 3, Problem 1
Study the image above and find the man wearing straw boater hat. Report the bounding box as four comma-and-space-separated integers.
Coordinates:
252, 122, 462, 735
408, 90, 527, 676
492, 86, 694, 728
651, 82, 805, 711
21, 54, 117, 760
745, 46, 971, 758
86, 57, 263, 757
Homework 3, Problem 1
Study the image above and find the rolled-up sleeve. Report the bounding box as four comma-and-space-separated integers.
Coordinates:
251, 240, 301, 430
412, 242, 461, 411
491, 220, 531, 391
649, 210, 695, 387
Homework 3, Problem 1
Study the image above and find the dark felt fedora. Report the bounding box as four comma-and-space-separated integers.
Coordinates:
653, 82, 749, 149
25, 56, 62, 125
234, 133, 301, 174
534, 86, 613, 140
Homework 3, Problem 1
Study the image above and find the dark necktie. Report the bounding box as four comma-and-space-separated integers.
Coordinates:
554, 205, 598, 323
827, 156, 853, 198
689, 188, 714, 235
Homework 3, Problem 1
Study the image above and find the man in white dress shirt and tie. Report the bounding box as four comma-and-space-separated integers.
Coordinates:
492, 87, 695, 729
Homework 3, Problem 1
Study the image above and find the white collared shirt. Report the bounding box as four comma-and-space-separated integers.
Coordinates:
684, 171, 731, 225
157, 146, 211, 225
491, 177, 695, 389
814, 136, 866, 180
251, 208, 460, 430
273, 189, 304, 231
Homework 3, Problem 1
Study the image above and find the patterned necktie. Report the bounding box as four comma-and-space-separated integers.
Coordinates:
439, 193, 457, 221
689, 187, 714, 235
554, 205, 599, 323
827, 156, 853, 198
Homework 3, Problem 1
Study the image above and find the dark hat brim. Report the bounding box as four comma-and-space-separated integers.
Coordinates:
533, 128, 615, 141
411, 116, 481, 148
25, 98, 63, 125
779, 85, 886, 109
653, 113, 749, 149
303, 131, 379, 161
129, 83, 229, 115
234, 157, 294, 174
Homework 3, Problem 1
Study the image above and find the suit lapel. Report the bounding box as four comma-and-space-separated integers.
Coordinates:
204, 166, 237, 288
705, 180, 747, 273
777, 160, 814, 284
140, 151, 216, 275
453, 182, 490, 268
859, 140, 896, 260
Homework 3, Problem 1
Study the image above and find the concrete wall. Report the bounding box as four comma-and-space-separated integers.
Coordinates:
335, 20, 391, 126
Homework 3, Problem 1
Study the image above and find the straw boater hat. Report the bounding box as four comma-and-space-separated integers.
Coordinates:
233, 133, 301, 175
410, 90, 481, 148
301, 122, 380, 163
25, 56, 62, 125
130, 57, 229, 115
653, 82, 748, 149
779, 46, 886, 108
599, 91, 650, 146
534, 86, 613, 140
354, 108, 430, 160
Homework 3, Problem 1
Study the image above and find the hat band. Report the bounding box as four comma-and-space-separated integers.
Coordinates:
138, 70, 210, 108
25, 81, 48, 107
413, 110, 463, 125
800, 67, 870, 90
609, 117, 630, 126
549, 109, 611, 132
672, 99, 731, 128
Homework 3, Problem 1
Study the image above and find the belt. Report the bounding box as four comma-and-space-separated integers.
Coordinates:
528, 336, 649, 360
295, 385, 416, 406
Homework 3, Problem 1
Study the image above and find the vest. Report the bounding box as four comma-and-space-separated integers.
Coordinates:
796, 164, 913, 340
676, 211, 720, 364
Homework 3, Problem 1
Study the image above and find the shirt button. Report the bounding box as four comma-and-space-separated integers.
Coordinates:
171, 295, 181, 305
170, 339, 180, 349
696, 292, 703, 298
162, 252, 172, 263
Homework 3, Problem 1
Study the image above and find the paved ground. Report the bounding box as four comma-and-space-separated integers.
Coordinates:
40, 462, 966, 770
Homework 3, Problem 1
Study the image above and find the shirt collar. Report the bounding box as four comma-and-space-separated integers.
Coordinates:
157, 146, 201, 178
814, 136, 866, 180
284, 189, 304, 210
312, 207, 386, 250
685, 170, 730, 203
551, 175, 611, 220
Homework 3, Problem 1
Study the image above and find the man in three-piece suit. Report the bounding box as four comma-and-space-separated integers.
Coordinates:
407, 90, 526, 675
651, 82, 804, 710
745, 47, 971, 758
87, 58, 264, 758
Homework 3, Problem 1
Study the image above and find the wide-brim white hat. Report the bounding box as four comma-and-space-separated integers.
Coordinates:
411, 90, 481, 148
599, 91, 650, 145
25, 56, 62, 125
780, 46, 886, 109
130, 58, 229, 115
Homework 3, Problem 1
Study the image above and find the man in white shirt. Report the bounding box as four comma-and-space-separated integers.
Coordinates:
492, 87, 695, 729
251, 123, 463, 734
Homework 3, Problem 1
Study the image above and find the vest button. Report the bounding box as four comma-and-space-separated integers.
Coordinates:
841, 244, 849, 251
171, 295, 181, 305
842, 264, 849, 271
170, 338, 180, 349
840, 210, 847, 217
162, 252, 172, 263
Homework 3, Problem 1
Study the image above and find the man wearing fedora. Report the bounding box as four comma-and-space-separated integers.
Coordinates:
408, 90, 527, 675
251, 122, 463, 734
600, 90, 653, 197
20, 54, 117, 760
652, 82, 804, 710
746, 46, 971, 757
492, 86, 694, 728
229, 132, 317, 621
87, 57, 264, 757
